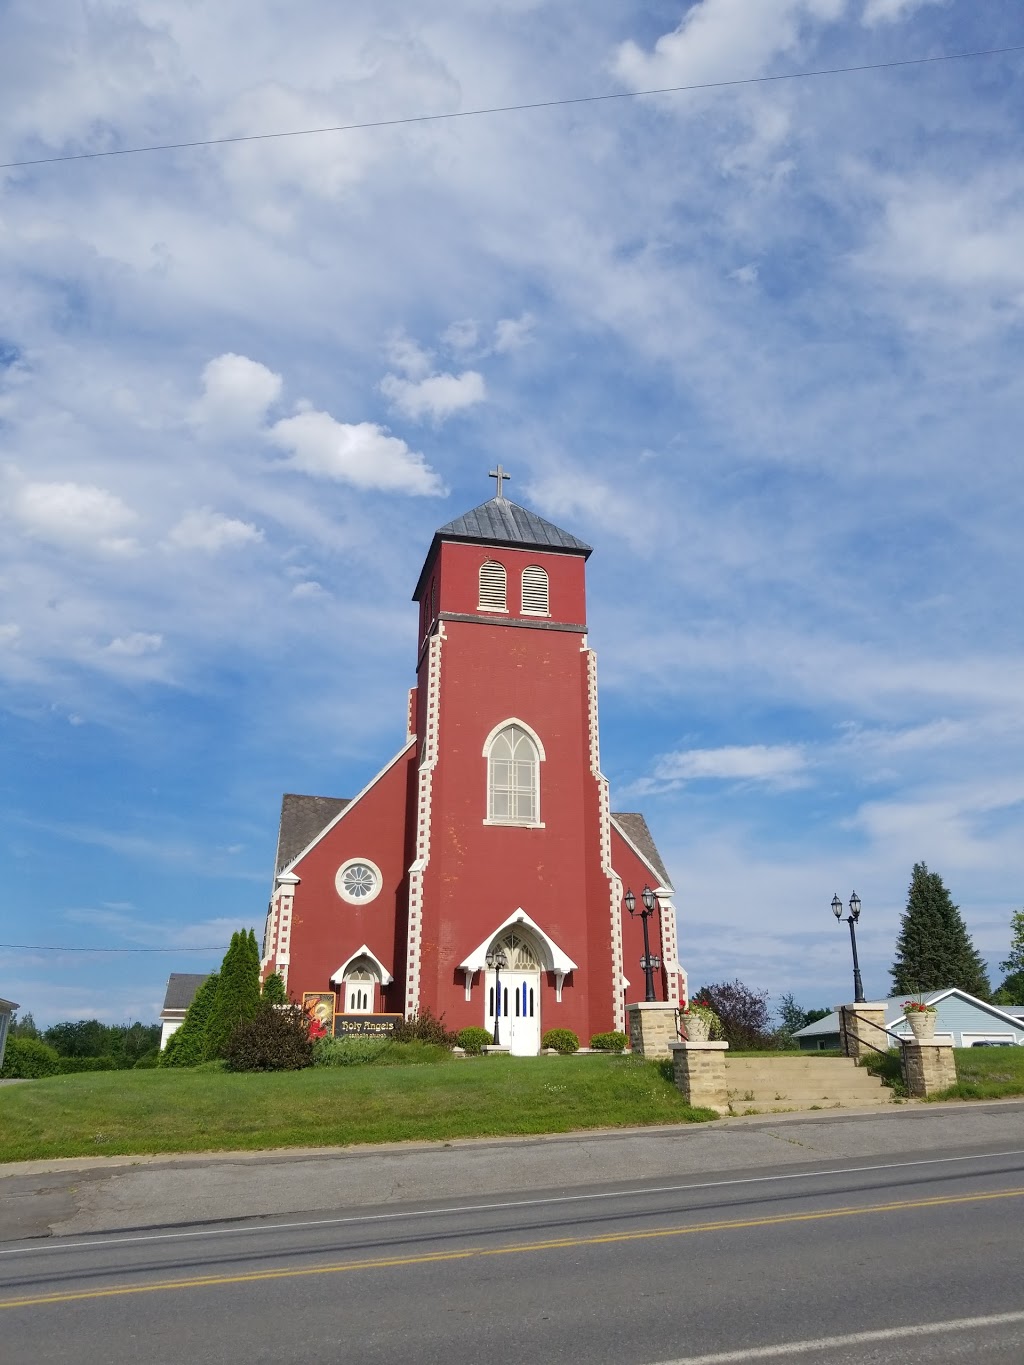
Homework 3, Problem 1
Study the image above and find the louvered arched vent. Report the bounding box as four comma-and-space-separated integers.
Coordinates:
478, 560, 508, 612
521, 565, 549, 616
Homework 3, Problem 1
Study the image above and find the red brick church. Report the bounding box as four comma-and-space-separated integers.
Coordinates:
260, 471, 687, 1053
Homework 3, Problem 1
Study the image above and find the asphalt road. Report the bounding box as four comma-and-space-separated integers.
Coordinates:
2, 1142, 1024, 1364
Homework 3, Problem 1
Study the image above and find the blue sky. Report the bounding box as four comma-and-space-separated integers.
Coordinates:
2, 0, 1023, 1029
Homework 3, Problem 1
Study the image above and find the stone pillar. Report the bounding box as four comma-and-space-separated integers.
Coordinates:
837, 1002, 889, 1060
627, 1003, 680, 1059
669, 1041, 730, 1113
901, 1039, 957, 1098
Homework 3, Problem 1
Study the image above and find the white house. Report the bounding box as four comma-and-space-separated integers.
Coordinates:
793, 990, 1024, 1051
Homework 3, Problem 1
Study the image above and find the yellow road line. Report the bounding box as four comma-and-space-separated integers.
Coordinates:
3, 1186, 1022, 1311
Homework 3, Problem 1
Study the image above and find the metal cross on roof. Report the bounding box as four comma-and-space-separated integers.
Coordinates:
489, 464, 511, 500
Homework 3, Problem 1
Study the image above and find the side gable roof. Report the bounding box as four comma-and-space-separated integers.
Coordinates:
276, 795, 350, 875
161, 973, 212, 1013
277, 739, 416, 878
611, 812, 674, 892
792, 990, 1024, 1038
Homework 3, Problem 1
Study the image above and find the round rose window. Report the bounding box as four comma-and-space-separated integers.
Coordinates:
335, 858, 382, 904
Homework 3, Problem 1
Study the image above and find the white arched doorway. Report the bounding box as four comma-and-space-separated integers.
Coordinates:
485, 928, 541, 1056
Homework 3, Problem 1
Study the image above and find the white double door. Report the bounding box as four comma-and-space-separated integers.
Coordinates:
486, 969, 540, 1055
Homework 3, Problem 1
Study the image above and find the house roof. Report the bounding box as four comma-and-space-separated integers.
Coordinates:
611, 812, 674, 892
161, 973, 212, 1014
276, 793, 350, 874
792, 990, 1024, 1039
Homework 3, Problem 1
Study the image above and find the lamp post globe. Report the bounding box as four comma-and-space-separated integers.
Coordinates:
831, 892, 865, 1004
625, 885, 660, 1003
485, 947, 508, 1046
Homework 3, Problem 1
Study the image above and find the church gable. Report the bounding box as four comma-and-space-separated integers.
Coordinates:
611, 813, 674, 893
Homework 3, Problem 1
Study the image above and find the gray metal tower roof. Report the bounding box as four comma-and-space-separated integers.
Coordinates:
435, 496, 592, 556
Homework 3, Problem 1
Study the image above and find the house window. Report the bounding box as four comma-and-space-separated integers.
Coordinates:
487, 723, 540, 824
478, 560, 507, 612
521, 565, 549, 616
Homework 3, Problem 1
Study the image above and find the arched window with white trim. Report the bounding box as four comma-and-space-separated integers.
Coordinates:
478, 560, 507, 612
521, 565, 549, 616
486, 723, 541, 824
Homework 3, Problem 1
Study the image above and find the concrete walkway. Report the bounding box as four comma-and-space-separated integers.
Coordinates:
1, 1099, 1022, 1242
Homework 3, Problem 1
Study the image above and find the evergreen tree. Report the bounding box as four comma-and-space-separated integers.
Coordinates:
890, 862, 991, 998
159, 973, 219, 1067
205, 929, 262, 1059
994, 910, 1024, 1005
261, 971, 288, 1004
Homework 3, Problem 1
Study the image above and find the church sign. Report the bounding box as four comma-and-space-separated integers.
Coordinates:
333, 1013, 403, 1038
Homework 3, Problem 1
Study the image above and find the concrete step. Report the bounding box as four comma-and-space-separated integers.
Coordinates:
721, 1056, 895, 1113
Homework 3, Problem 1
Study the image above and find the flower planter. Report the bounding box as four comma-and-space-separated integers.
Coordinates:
682, 1013, 710, 1043
906, 1010, 937, 1041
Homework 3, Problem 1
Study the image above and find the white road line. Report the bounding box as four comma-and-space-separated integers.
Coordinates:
3, 1147, 1023, 1258
650, 1310, 1024, 1363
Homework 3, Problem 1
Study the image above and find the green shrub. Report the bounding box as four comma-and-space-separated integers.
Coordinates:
54, 1056, 120, 1074
1, 1037, 61, 1079
589, 1031, 628, 1053
456, 1027, 493, 1055
313, 1037, 393, 1066
860, 1048, 907, 1096
224, 1004, 313, 1072
313, 1038, 451, 1067
133, 1051, 160, 1069
541, 1028, 579, 1054
394, 1008, 458, 1050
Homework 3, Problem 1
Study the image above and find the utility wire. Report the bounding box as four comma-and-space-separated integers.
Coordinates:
2, 44, 1022, 171
0, 943, 228, 953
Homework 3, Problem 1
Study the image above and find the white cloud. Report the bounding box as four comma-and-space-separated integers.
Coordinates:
862, 0, 948, 25
613, 0, 845, 91
730, 263, 759, 284
291, 580, 326, 599
385, 333, 434, 379
268, 409, 443, 493
441, 319, 480, 354
195, 353, 283, 431
166, 508, 264, 553
855, 175, 1024, 317
493, 313, 535, 353
105, 632, 163, 657
379, 369, 486, 423
655, 744, 809, 785
0, 624, 21, 646
11, 481, 139, 556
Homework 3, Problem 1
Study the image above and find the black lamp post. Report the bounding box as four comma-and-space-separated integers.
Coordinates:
625, 886, 662, 1002
832, 891, 865, 1004
485, 947, 508, 1045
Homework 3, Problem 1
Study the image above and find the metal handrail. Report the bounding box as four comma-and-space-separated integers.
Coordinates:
841, 1008, 904, 1058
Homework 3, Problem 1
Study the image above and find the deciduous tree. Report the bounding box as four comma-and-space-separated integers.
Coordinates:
695, 980, 773, 1049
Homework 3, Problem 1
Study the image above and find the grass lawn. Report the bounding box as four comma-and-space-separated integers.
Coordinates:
0, 1054, 716, 1163
937, 1046, 1024, 1101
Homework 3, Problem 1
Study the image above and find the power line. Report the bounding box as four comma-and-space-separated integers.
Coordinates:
0, 944, 228, 955
3, 43, 1021, 172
